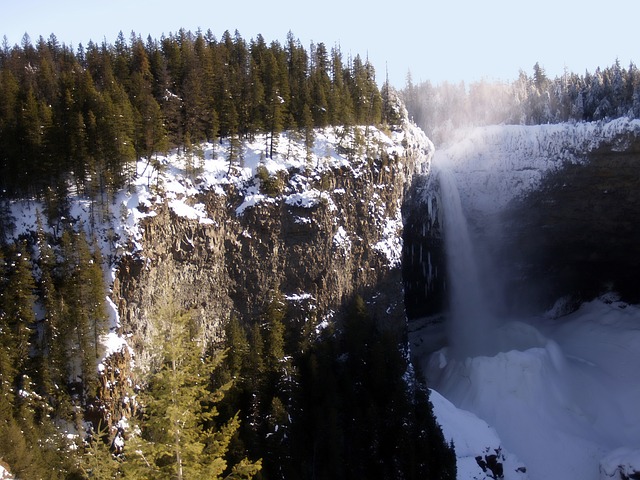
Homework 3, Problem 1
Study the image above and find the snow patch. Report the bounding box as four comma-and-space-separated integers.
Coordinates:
333, 226, 352, 252
284, 293, 314, 302
430, 389, 528, 480
373, 216, 403, 267
168, 199, 214, 224
285, 189, 332, 209
0, 464, 12, 480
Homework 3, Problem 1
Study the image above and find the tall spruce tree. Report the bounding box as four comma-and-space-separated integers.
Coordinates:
59, 229, 107, 403
126, 297, 261, 480
1, 242, 36, 384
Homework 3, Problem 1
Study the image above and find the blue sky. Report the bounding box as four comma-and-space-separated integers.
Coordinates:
2, 0, 638, 88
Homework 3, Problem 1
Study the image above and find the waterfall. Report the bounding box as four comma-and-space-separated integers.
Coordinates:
437, 164, 495, 357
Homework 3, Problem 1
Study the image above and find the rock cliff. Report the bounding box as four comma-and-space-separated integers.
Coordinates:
503, 133, 640, 310
111, 121, 433, 369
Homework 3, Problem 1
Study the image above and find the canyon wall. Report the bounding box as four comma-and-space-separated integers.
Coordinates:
110, 122, 434, 368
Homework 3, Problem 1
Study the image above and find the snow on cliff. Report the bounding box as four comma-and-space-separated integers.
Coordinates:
436, 117, 640, 216
6, 121, 431, 370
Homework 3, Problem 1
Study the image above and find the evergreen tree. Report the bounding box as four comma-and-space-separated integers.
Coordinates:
80, 422, 124, 479
59, 229, 108, 403
292, 295, 456, 479
1, 242, 36, 383
0, 68, 20, 193
98, 82, 137, 189
301, 103, 315, 168
127, 298, 261, 479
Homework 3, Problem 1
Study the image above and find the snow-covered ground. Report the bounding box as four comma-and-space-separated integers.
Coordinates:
0, 464, 12, 480
422, 118, 640, 480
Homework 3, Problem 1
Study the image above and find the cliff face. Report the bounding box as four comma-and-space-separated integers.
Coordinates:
111, 122, 433, 367
502, 134, 640, 309
429, 118, 640, 315
402, 173, 446, 319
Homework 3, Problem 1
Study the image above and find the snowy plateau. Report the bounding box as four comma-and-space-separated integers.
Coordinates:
416, 118, 640, 480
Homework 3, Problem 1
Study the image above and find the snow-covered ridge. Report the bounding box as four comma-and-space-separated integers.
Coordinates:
436, 117, 640, 215
7, 123, 424, 254
131, 123, 423, 230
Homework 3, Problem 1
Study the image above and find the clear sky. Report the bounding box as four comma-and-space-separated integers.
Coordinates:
2, 0, 638, 88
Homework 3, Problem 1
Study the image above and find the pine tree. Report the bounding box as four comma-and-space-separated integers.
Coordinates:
301, 103, 315, 169
59, 229, 108, 403
0, 247, 16, 398
127, 298, 261, 479
310, 42, 330, 127
263, 290, 286, 372
79, 421, 124, 479
0, 68, 20, 194
223, 316, 250, 382
1, 242, 36, 381
98, 82, 137, 189
34, 217, 59, 400
285, 32, 309, 126
381, 78, 402, 126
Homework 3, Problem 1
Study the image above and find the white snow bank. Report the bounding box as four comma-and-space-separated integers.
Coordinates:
430, 389, 528, 480
599, 447, 640, 479
0, 464, 13, 479
284, 189, 333, 209
168, 199, 214, 224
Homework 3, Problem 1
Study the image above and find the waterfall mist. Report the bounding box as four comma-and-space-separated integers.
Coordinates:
436, 164, 497, 358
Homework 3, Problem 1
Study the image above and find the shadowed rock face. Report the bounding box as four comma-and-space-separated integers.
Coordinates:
402, 125, 640, 321
402, 175, 446, 319
501, 137, 640, 311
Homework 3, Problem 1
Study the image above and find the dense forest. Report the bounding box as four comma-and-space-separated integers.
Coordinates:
403, 60, 640, 144
0, 28, 399, 199
0, 30, 455, 479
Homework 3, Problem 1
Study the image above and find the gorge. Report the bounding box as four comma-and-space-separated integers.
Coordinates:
111, 114, 640, 479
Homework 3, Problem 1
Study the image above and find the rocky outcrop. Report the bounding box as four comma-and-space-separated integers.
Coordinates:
111, 122, 433, 367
